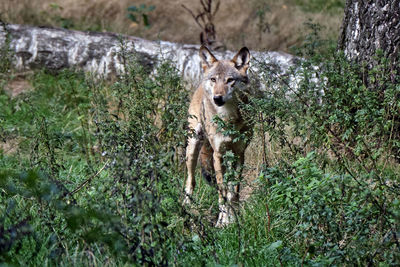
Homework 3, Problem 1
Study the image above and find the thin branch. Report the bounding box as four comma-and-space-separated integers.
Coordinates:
181, 0, 221, 48
213, 0, 220, 17
181, 5, 203, 29
66, 159, 110, 196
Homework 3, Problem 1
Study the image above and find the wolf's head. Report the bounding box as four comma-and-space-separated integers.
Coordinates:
199, 46, 250, 107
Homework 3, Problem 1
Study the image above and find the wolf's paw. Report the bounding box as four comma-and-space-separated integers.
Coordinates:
183, 194, 192, 206
215, 204, 234, 227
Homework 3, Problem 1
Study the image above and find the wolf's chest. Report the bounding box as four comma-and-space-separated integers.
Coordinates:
201, 98, 248, 152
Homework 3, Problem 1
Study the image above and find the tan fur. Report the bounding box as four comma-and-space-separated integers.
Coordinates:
184, 46, 253, 227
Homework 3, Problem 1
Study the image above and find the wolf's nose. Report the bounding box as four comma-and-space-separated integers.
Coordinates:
213, 96, 225, 106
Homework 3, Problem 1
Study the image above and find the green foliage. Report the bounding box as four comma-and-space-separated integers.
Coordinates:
0, 21, 13, 86
256, 153, 399, 265
0, 22, 399, 266
0, 70, 103, 265
89, 46, 191, 264
212, 115, 251, 144
126, 4, 156, 28
245, 25, 400, 265
1, 43, 209, 265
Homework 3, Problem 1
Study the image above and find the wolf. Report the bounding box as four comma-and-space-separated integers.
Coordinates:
184, 45, 253, 227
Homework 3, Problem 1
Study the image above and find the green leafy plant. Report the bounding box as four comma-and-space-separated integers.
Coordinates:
244, 24, 400, 265
126, 4, 156, 28
0, 17, 399, 266
0, 20, 13, 84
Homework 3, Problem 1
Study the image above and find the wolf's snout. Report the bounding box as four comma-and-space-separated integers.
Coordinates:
213, 96, 225, 106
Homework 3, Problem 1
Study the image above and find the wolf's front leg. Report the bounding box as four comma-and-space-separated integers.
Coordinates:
184, 135, 202, 205
227, 152, 243, 206
213, 151, 233, 227
214, 150, 243, 227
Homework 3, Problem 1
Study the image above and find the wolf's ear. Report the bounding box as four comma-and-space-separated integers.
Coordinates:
199, 45, 217, 70
232, 47, 250, 72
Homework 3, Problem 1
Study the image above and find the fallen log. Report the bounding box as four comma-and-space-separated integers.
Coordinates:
0, 23, 297, 87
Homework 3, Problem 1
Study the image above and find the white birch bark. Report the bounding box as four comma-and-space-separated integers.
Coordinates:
0, 23, 297, 88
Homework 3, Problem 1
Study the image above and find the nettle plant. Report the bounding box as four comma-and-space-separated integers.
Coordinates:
90, 44, 194, 264
247, 27, 400, 265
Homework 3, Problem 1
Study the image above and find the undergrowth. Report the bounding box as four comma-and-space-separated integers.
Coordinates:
0, 27, 399, 266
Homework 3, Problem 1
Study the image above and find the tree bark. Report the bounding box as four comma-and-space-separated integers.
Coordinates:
0, 23, 296, 88
338, 0, 400, 77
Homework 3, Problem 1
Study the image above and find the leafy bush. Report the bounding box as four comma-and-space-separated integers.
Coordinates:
244, 26, 400, 265
0, 46, 219, 265
89, 51, 192, 264
255, 153, 399, 265
0, 24, 399, 266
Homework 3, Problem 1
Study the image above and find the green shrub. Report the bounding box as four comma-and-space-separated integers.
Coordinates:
255, 153, 399, 265
0, 24, 399, 266
89, 52, 192, 264
243, 26, 400, 265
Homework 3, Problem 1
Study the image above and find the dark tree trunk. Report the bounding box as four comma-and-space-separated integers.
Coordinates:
338, 0, 400, 80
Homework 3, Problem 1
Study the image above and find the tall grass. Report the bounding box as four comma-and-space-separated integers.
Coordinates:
1, 26, 399, 265
0, 0, 344, 52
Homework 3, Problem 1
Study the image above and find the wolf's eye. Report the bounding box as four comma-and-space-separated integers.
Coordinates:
211, 77, 216, 82
227, 78, 235, 83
